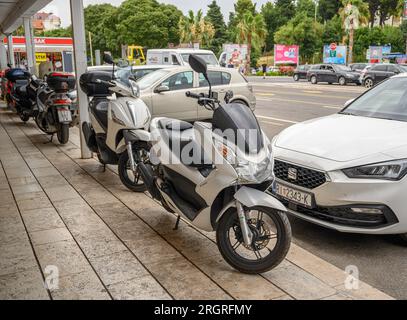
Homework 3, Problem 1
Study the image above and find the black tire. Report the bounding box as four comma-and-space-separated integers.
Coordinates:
310, 75, 317, 84
118, 145, 148, 192
57, 123, 69, 144
19, 113, 30, 122
293, 74, 299, 81
364, 78, 374, 89
338, 76, 346, 86
398, 234, 407, 246
216, 206, 291, 274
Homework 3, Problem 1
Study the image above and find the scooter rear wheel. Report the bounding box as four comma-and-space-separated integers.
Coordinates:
216, 206, 291, 274
57, 123, 69, 144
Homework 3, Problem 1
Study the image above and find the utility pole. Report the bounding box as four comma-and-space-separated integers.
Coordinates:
89, 31, 94, 66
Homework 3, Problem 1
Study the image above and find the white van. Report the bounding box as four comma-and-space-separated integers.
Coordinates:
146, 49, 219, 67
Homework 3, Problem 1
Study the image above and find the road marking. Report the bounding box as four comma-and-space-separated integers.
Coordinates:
260, 120, 285, 126
256, 91, 353, 100
303, 90, 322, 94
256, 115, 298, 124
257, 97, 342, 109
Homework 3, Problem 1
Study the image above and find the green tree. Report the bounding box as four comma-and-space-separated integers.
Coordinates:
261, 0, 296, 50
322, 15, 344, 45
378, 0, 403, 26
274, 12, 324, 62
297, 0, 317, 19
236, 12, 267, 73
114, 0, 183, 50
228, 0, 257, 41
365, 0, 380, 27
205, 0, 227, 54
340, 0, 369, 63
318, 0, 341, 22
179, 10, 215, 47
35, 27, 72, 37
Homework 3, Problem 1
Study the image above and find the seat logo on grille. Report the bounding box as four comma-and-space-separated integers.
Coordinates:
288, 167, 298, 180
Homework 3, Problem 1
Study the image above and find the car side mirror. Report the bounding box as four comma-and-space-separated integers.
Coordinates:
154, 85, 169, 93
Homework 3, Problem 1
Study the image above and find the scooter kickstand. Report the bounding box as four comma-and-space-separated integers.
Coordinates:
173, 215, 181, 230
44, 134, 54, 144
102, 164, 106, 172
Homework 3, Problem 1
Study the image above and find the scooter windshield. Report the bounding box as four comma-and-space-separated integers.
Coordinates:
212, 103, 263, 154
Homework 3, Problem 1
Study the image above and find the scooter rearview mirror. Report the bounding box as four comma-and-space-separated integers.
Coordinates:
189, 55, 207, 75
103, 53, 114, 65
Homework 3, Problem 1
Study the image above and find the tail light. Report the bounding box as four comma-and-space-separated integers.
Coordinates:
52, 98, 72, 105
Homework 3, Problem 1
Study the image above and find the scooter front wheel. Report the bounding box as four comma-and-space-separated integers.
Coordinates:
216, 206, 291, 274
118, 147, 148, 193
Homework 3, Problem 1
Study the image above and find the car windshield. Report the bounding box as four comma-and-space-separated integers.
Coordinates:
334, 65, 351, 72
136, 69, 171, 90
181, 53, 218, 66
341, 77, 407, 121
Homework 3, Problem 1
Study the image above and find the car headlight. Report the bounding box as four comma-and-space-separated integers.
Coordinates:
343, 159, 407, 181
213, 139, 274, 183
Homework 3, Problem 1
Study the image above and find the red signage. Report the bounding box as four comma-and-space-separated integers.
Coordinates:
3, 36, 73, 46
274, 44, 300, 65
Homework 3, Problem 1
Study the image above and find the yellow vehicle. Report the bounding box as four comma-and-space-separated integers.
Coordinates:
127, 45, 146, 65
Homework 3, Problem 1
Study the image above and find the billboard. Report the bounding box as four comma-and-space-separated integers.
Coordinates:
323, 44, 347, 65
221, 44, 248, 68
274, 44, 299, 65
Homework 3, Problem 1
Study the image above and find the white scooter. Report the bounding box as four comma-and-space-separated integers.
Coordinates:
79, 54, 151, 191
138, 55, 291, 274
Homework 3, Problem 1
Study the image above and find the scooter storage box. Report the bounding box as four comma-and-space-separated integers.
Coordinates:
5, 68, 30, 82
79, 71, 112, 97
47, 72, 76, 92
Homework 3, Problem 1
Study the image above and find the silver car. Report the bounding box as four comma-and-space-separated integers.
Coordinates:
135, 66, 256, 121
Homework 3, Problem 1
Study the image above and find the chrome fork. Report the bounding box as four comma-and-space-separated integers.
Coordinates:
236, 201, 253, 246
126, 142, 137, 172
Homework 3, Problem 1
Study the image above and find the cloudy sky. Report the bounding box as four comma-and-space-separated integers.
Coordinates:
43, 0, 270, 27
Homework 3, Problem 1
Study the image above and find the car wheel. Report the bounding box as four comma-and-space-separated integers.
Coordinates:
398, 234, 407, 246
338, 76, 346, 86
293, 74, 299, 81
310, 76, 317, 84
364, 78, 374, 88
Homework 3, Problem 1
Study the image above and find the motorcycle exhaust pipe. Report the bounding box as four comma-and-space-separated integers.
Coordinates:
138, 162, 161, 200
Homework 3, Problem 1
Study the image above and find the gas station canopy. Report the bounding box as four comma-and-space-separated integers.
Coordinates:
0, 0, 52, 34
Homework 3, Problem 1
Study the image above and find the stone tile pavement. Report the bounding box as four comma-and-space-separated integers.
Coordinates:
0, 106, 394, 300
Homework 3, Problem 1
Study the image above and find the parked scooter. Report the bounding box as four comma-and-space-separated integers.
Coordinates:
35, 72, 78, 144
79, 53, 151, 192
137, 55, 291, 274
4, 66, 38, 122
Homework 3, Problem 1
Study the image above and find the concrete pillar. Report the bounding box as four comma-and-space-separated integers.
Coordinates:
23, 17, 36, 74
95, 49, 101, 66
7, 34, 15, 67
0, 39, 8, 70
70, 0, 92, 159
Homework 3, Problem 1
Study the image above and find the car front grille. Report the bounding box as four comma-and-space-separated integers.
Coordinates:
274, 160, 326, 189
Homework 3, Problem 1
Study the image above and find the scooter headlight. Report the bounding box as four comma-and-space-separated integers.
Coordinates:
129, 79, 140, 98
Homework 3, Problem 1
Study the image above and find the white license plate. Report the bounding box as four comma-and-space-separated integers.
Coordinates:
57, 109, 72, 122
275, 182, 314, 208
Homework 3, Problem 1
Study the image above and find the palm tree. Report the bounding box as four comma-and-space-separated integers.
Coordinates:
178, 10, 215, 47
340, 0, 369, 64
236, 12, 267, 75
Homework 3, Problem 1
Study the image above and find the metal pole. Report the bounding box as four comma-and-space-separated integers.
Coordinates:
89, 31, 94, 66
7, 34, 15, 67
95, 49, 101, 66
23, 17, 36, 74
70, 0, 92, 159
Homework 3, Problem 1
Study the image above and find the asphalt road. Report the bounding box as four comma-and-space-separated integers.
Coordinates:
249, 77, 407, 299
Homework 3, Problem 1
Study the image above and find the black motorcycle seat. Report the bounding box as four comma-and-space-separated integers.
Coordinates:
90, 99, 108, 131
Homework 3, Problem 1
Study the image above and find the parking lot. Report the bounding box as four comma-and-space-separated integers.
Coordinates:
250, 77, 407, 300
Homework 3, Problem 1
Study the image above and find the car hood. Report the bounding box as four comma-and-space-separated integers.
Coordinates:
275, 114, 407, 162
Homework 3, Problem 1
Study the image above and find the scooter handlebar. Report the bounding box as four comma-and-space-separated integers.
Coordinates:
185, 91, 202, 99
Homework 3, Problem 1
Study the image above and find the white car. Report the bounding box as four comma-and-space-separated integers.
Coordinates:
135, 66, 256, 121
272, 73, 407, 243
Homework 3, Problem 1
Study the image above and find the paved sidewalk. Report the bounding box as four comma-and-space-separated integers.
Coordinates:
0, 106, 393, 300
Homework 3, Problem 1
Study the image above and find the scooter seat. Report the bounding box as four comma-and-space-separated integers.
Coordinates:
158, 119, 211, 168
